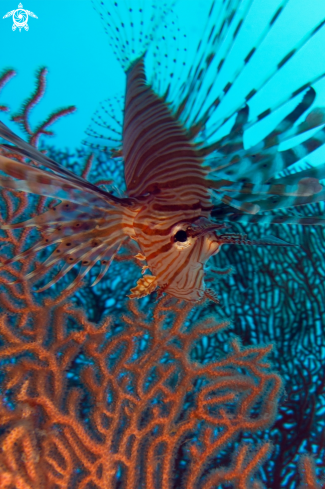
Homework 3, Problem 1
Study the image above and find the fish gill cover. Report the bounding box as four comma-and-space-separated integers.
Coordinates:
0, 0, 324, 488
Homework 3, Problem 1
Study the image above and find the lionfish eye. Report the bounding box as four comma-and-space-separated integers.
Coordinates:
174, 229, 188, 242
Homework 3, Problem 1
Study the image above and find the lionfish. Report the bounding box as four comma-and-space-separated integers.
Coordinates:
0, 0, 325, 302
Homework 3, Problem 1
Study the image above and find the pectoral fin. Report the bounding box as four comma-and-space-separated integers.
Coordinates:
128, 275, 158, 299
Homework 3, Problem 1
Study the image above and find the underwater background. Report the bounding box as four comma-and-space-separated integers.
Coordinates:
0, 0, 325, 487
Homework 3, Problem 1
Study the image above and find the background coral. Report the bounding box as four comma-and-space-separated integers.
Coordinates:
0, 288, 282, 489
209, 205, 325, 488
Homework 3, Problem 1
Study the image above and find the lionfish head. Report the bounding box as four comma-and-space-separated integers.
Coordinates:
164, 217, 228, 301
130, 217, 227, 302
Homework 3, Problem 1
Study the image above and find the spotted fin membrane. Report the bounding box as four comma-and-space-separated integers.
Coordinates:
0, 124, 140, 291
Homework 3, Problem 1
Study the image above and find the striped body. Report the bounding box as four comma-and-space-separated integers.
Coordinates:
124, 59, 223, 300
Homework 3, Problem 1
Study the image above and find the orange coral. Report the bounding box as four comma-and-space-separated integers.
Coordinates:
10, 67, 76, 147
0, 69, 16, 113
298, 456, 323, 489
0, 275, 284, 489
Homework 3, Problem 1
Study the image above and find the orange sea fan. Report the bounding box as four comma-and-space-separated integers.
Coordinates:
0, 284, 285, 489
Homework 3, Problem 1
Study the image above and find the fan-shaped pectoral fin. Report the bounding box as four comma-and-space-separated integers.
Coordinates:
128, 274, 158, 299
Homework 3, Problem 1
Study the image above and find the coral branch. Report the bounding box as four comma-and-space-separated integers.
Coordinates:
0, 69, 16, 113
10, 67, 76, 147
0, 286, 282, 488
298, 455, 322, 489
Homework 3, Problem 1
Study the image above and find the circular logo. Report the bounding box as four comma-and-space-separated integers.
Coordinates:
13, 8, 28, 28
